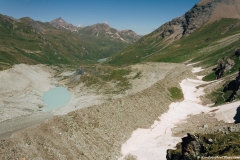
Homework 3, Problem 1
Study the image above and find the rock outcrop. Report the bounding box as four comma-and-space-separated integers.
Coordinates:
167, 133, 204, 160
153, 2, 213, 42
235, 48, 240, 58
223, 69, 240, 101
167, 131, 240, 160
213, 57, 235, 79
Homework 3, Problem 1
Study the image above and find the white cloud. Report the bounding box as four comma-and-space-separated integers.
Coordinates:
77, 24, 83, 27
104, 21, 108, 24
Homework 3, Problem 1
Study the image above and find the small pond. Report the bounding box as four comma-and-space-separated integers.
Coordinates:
42, 87, 71, 112
98, 58, 107, 63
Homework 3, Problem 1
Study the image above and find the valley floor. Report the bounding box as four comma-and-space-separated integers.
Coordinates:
0, 62, 239, 160
0, 62, 191, 159
0, 62, 184, 138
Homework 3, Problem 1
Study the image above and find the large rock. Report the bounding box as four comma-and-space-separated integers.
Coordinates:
224, 69, 240, 101
235, 48, 240, 59
235, 49, 240, 56
213, 57, 235, 79
167, 133, 204, 160
167, 133, 205, 160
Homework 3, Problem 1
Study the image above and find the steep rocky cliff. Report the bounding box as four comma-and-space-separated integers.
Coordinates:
155, 1, 213, 41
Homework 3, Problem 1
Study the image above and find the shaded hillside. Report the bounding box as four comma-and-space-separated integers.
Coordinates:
108, 0, 240, 67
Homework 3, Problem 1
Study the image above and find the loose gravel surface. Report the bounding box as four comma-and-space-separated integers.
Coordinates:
0, 63, 193, 160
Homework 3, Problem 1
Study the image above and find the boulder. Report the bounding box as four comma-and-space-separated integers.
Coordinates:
235, 48, 240, 58
213, 57, 235, 79
167, 133, 203, 160
223, 69, 240, 101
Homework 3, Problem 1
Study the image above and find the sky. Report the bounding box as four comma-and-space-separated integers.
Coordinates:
0, 0, 200, 35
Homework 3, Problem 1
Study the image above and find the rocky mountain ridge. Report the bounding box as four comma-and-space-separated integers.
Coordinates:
78, 23, 139, 43
109, 0, 240, 66
50, 17, 79, 32
49, 17, 139, 43
154, 0, 240, 42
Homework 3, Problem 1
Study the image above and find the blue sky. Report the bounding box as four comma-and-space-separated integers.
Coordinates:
0, 0, 200, 35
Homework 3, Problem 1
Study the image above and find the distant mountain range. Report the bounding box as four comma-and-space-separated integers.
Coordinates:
78, 23, 139, 43
0, 15, 139, 70
50, 17, 140, 43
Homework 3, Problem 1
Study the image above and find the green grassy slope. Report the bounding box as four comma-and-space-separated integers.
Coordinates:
0, 16, 93, 69
0, 15, 137, 70
109, 18, 240, 68
78, 24, 139, 59
76, 34, 127, 59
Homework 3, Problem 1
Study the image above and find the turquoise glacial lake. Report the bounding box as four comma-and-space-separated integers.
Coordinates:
98, 58, 107, 63
42, 87, 71, 112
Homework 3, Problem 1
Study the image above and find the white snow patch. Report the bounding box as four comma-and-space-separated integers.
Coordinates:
119, 77, 211, 160
213, 101, 240, 123
197, 75, 205, 80
120, 37, 128, 43
106, 31, 113, 34
60, 71, 76, 77
192, 67, 204, 73
119, 67, 240, 160
186, 61, 201, 66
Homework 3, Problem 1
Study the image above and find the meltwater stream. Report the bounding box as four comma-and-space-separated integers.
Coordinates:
42, 87, 71, 112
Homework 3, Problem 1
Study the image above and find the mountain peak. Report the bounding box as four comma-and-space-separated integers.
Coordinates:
198, 0, 212, 5
93, 23, 110, 28
201, 0, 240, 23
54, 17, 64, 22
151, 0, 240, 45
50, 17, 69, 25
50, 17, 79, 32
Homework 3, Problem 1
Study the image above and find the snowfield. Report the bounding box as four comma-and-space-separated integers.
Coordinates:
119, 67, 240, 160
